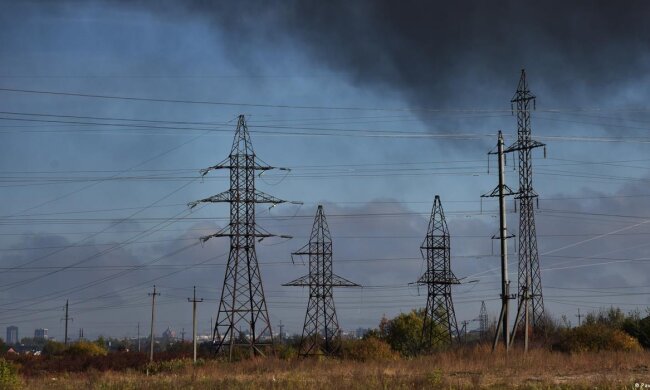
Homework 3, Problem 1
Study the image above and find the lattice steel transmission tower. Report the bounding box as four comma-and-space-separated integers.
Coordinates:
504, 70, 546, 342
189, 114, 296, 358
283, 205, 360, 356
478, 301, 489, 339
417, 195, 460, 348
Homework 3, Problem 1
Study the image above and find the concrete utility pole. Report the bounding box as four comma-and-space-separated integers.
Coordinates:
188, 286, 203, 363
148, 285, 160, 362
278, 321, 284, 344
137, 322, 141, 352
61, 299, 73, 347
576, 309, 583, 327
484, 131, 515, 353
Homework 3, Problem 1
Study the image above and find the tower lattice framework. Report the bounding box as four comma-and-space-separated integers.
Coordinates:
478, 301, 489, 339
283, 205, 359, 356
189, 114, 294, 358
504, 69, 546, 335
417, 195, 460, 347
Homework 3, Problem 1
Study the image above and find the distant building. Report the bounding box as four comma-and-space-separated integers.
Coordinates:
34, 328, 48, 340
162, 327, 176, 341
6, 326, 18, 345
355, 327, 372, 339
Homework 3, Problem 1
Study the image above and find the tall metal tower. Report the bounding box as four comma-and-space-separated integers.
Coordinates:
283, 205, 360, 356
478, 301, 489, 339
189, 114, 295, 358
417, 195, 460, 348
504, 70, 546, 342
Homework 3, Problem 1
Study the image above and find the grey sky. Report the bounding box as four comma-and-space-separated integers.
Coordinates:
1, 1, 650, 341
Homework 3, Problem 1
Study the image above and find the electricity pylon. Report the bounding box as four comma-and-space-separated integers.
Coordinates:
504, 70, 546, 348
478, 301, 489, 340
189, 114, 298, 359
283, 205, 360, 356
417, 195, 460, 348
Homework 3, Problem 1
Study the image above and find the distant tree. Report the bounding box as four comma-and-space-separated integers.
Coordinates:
554, 323, 641, 352
584, 307, 625, 328
66, 341, 107, 357
42, 340, 65, 356
622, 312, 650, 348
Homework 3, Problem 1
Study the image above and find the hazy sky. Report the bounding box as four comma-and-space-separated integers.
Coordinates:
1, 0, 650, 341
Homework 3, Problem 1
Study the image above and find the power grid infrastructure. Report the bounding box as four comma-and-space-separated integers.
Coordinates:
504, 69, 547, 350
188, 114, 299, 359
416, 195, 460, 348
283, 205, 360, 357
478, 301, 489, 340
148, 285, 160, 362
187, 286, 203, 363
483, 130, 516, 352
61, 299, 73, 347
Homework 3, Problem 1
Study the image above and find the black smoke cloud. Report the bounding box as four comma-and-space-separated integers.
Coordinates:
135, 2, 645, 101
110, 0, 650, 143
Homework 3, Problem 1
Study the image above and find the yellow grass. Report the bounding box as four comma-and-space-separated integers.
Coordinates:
17, 346, 650, 389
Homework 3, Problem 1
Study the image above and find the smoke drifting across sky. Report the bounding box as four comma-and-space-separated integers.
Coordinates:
0, 1, 650, 340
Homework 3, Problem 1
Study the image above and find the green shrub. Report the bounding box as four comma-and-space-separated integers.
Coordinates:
554, 323, 642, 353
341, 338, 397, 361
41, 340, 66, 356
65, 340, 108, 357
144, 358, 190, 374
0, 358, 21, 389
277, 344, 298, 360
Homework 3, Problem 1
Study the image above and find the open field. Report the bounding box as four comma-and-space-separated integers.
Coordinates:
11, 347, 650, 389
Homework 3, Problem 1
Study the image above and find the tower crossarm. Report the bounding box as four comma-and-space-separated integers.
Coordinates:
416, 270, 460, 285
188, 189, 299, 209
503, 139, 545, 154
199, 158, 289, 177
187, 190, 231, 209
331, 274, 361, 287
282, 274, 311, 287
199, 228, 291, 244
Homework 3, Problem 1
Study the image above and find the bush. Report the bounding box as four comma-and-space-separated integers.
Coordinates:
0, 358, 21, 389
554, 323, 642, 353
276, 344, 298, 360
623, 314, 650, 348
144, 358, 190, 375
341, 338, 397, 361
65, 341, 108, 357
41, 340, 66, 356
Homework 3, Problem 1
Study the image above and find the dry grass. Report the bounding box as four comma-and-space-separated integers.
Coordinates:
16, 345, 650, 389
